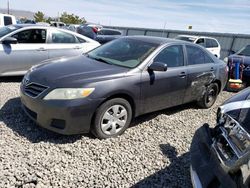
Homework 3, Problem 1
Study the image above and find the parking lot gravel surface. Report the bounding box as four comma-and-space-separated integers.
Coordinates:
0, 80, 234, 188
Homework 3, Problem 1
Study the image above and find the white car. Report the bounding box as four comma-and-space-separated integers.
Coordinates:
0, 13, 16, 28
0, 24, 100, 76
176, 35, 221, 58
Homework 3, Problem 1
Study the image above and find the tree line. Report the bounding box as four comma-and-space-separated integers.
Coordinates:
33, 11, 86, 24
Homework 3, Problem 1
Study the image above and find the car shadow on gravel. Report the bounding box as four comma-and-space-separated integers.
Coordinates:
131, 102, 199, 127
132, 144, 191, 188
0, 76, 23, 83
0, 97, 94, 144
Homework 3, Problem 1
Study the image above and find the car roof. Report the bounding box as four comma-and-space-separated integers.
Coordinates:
177, 35, 217, 40
124, 36, 185, 45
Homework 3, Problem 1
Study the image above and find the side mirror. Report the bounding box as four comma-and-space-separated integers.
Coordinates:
148, 62, 167, 72
1, 37, 18, 45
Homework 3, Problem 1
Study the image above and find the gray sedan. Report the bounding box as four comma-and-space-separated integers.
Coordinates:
0, 24, 100, 76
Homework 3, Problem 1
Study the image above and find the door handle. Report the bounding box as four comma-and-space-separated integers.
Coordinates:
74, 46, 81, 49
210, 67, 214, 71
37, 47, 46, 51
179, 72, 186, 78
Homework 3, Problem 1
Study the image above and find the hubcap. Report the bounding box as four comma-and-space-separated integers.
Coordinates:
101, 105, 128, 135
206, 88, 216, 104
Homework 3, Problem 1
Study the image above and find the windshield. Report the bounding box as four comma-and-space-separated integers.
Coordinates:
0, 25, 21, 38
87, 38, 159, 68
236, 45, 250, 56
175, 36, 195, 43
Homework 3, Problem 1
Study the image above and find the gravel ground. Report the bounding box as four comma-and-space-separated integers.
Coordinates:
0, 80, 234, 188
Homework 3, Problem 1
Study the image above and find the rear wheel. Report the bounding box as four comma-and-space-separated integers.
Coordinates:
92, 98, 132, 139
197, 83, 219, 109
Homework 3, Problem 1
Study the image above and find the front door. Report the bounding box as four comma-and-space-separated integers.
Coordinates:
0, 28, 48, 76
141, 45, 187, 113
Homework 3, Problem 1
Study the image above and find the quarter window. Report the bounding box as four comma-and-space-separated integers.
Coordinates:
51, 30, 78, 43
4, 16, 12, 26
186, 45, 214, 65
154, 45, 184, 67
12, 29, 47, 43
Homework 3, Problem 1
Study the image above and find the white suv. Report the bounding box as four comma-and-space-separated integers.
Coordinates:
176, 35, 221, 58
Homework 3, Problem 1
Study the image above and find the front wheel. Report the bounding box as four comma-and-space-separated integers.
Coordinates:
197, 83, 219, 109
92, 98, 132, 139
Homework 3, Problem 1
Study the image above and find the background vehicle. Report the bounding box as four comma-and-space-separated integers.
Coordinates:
50, 21, 66, 28
76, 24, 102, 40
176, 35, 221, 58
0, 13, 16, 27
224, 45, 250, 88
190, 88, 250, 188
20, 36, 227, 139
96, 28, 123, 44
0, 24, 100, 76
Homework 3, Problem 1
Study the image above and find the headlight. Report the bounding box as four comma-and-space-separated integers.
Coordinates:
44, 88, 95, 100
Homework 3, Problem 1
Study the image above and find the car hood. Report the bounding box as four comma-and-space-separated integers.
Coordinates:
228, 54, 250, 65
27, 55, 130, 87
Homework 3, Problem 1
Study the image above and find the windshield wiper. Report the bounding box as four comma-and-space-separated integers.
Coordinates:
87, 55, 113, 65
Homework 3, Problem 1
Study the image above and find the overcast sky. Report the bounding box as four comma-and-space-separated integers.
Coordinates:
2, 0, 250, 34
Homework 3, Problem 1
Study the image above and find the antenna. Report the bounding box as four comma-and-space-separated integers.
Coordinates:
7, 0, 10, 14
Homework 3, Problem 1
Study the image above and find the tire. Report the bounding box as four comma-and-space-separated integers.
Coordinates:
92, 98, 132, 139
197, 83, 219, 109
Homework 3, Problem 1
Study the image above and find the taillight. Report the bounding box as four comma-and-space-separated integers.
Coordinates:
92, 27, 98, 33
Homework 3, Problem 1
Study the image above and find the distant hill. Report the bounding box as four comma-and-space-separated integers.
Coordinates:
0, 9, 35, 19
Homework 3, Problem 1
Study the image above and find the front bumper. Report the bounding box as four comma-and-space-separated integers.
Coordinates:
190, 124, 237, 188
20, 89, 103, 135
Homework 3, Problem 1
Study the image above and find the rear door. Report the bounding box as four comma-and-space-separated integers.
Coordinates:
183, 45, 216, 103
141, 45, 188, 113
47, 29, 85, 59
0, 28, 49, 75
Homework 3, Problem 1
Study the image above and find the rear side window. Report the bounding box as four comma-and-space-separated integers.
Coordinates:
98, 30, 121, 35
206, 39, 219, 48
12, 29, 47, 43
4, 16, 12, 26
51, 30, 78, 43
186, 45, 213, 65
154, 45, 184, 67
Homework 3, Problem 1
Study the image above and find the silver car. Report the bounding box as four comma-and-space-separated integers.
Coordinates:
0, 24, 100, 76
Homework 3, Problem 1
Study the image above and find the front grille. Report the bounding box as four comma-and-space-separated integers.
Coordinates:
23, 82, 48, 98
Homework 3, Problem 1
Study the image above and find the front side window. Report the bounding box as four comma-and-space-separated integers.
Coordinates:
154, 45, 184, 67
12, 29, 47, 43
88, 38, 158, 68
51, 30, 78, 43
196, 38, 205, 47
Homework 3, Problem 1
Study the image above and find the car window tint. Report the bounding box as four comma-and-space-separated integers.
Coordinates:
204, 53, 214, 63
4, 16, 12, 26
12, 29, 47, 43
154, 45, 184, 67
206, 39, 218, 48
186, 45, 206, 65
196, 38, 205, 47
51, 30, 78, 43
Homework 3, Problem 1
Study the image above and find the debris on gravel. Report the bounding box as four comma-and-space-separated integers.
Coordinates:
0, 81, 234, 188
